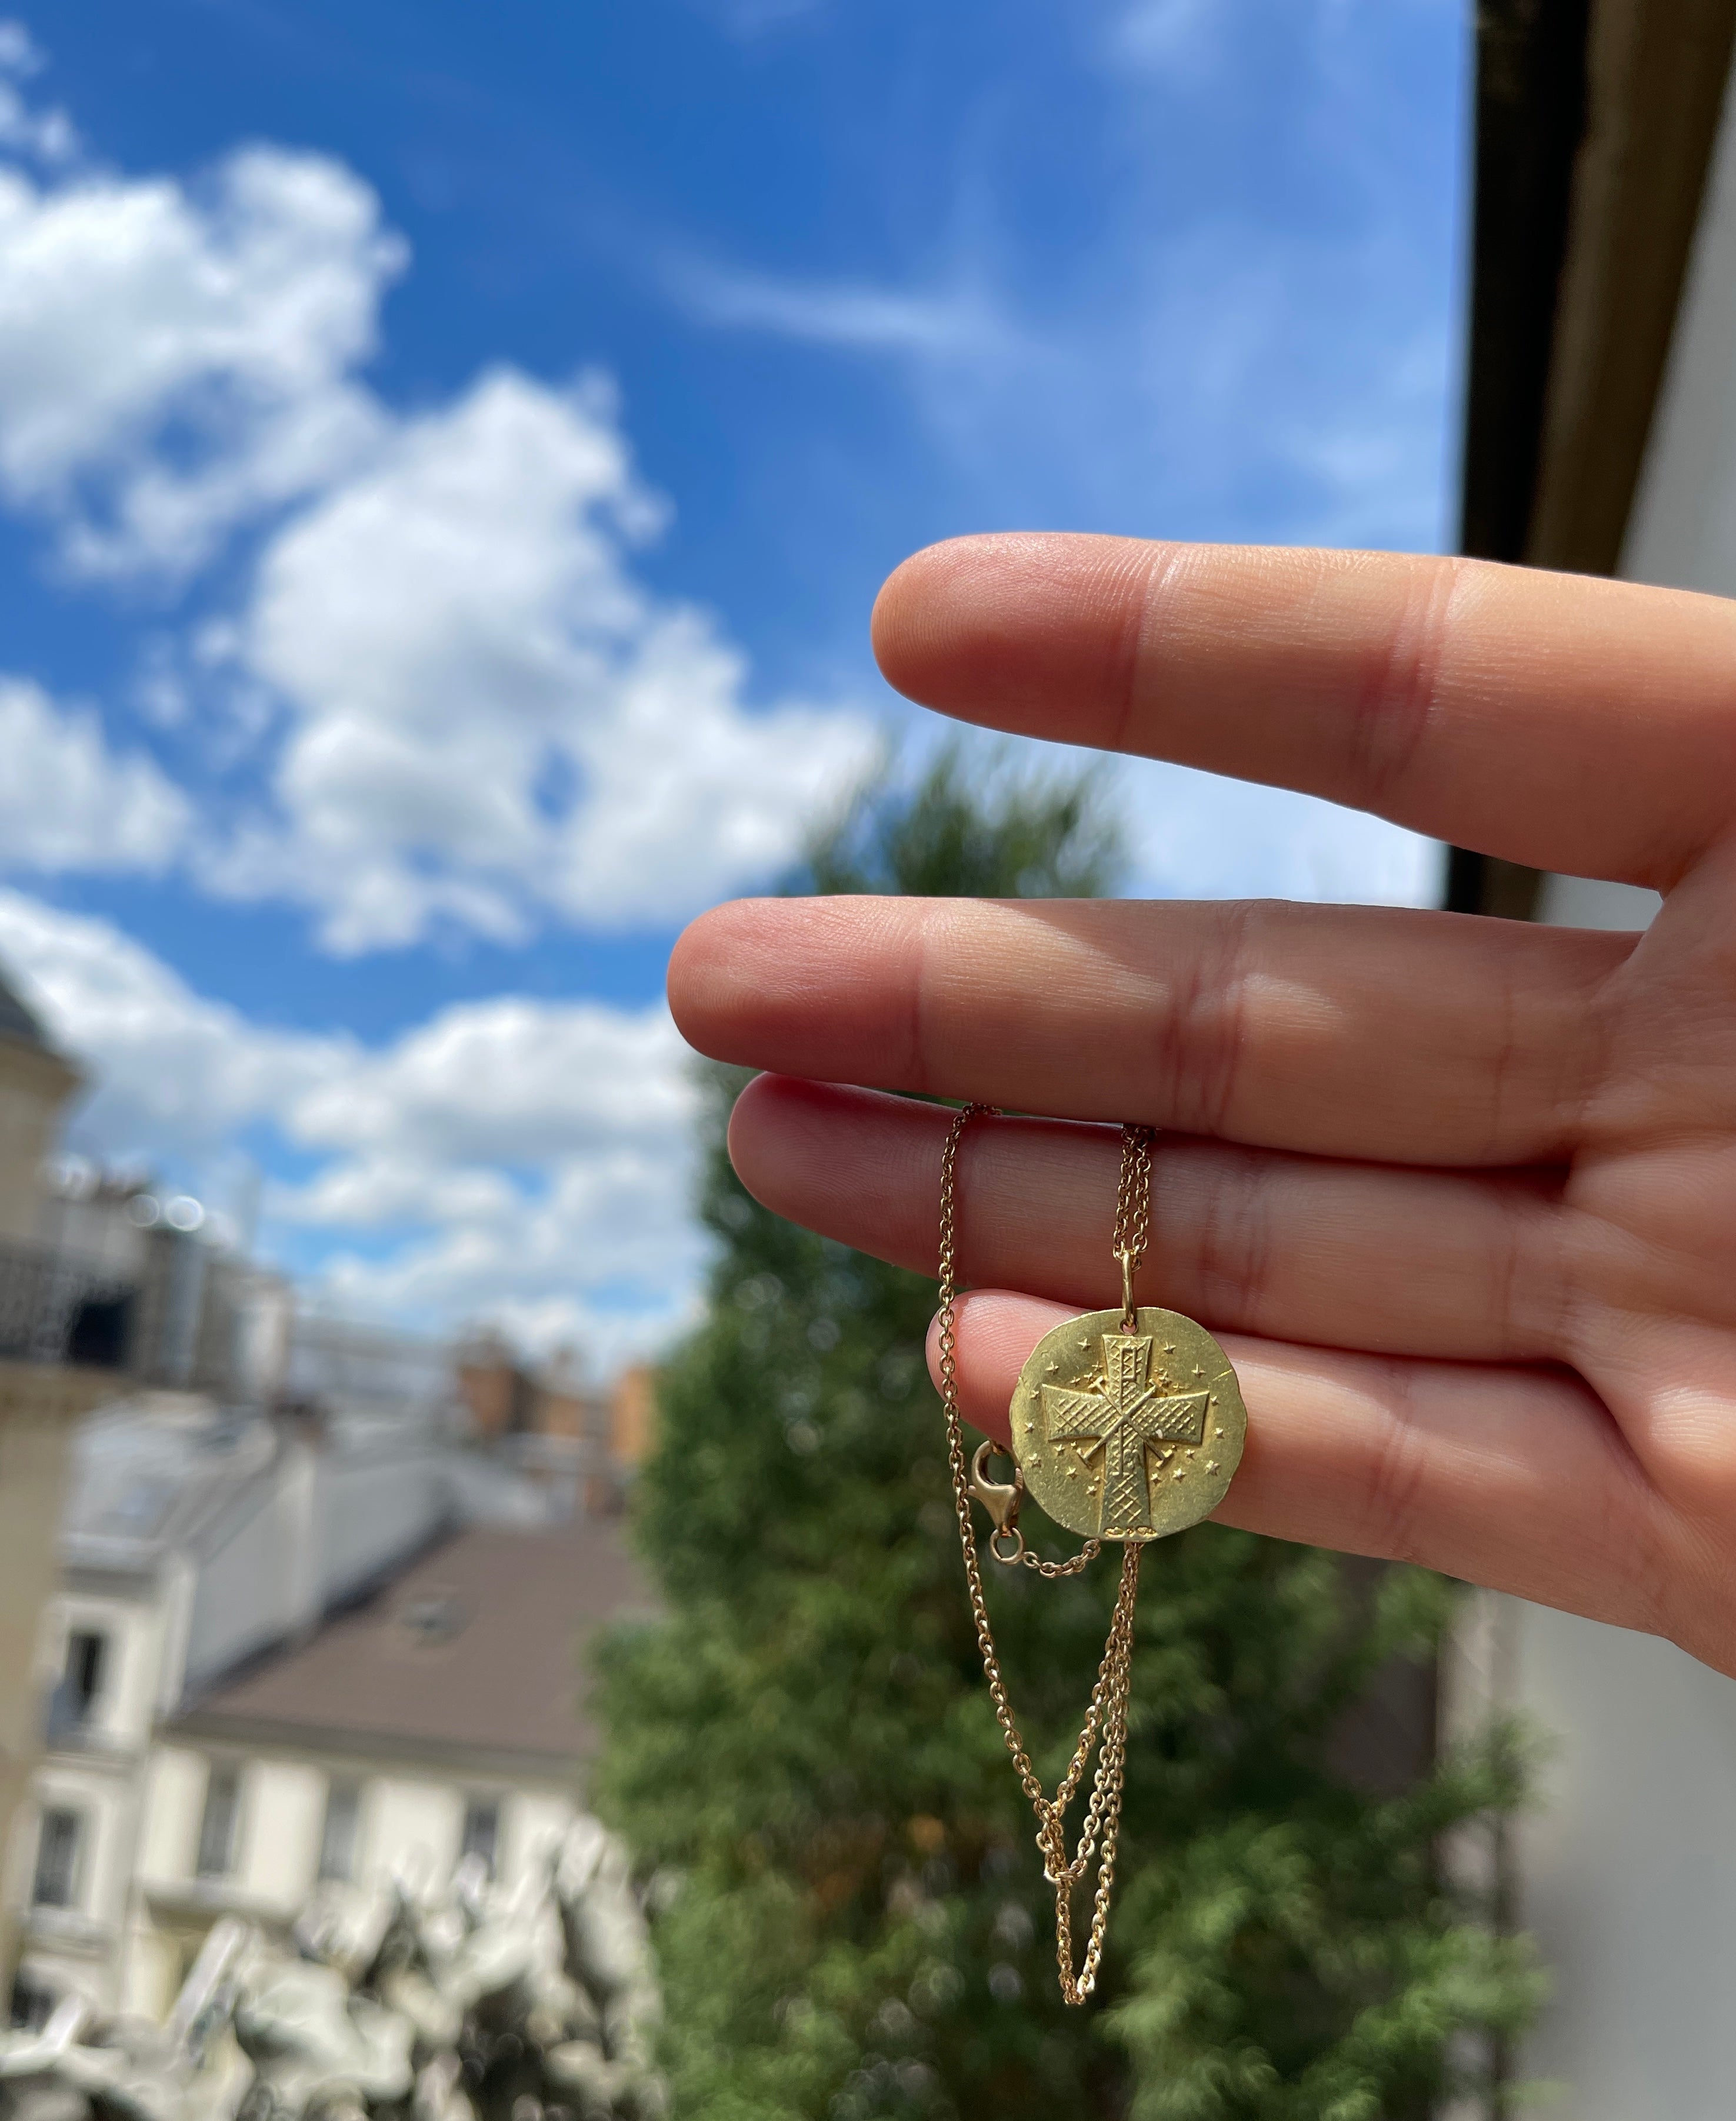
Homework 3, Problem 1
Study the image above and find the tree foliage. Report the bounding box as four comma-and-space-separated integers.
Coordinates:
595, 751, 1540, 2119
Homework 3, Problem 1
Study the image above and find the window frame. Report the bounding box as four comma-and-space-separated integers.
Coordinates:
194, 1762, 242, 1881
459, 1793, 500, 1879
317, 1778, 362, 1883
31, 1804, 84, 1910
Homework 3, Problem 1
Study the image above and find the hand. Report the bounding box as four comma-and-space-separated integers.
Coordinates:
669, 533, 1736, 1676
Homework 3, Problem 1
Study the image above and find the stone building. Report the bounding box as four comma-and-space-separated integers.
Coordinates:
0, 964, 129, 1985
128, 1520, 645, 2019
5, 1380, 644, 2023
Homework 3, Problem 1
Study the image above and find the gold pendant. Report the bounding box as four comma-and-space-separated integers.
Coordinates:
1009, 1306, 1247, 1543
935, 1104, 1250, 2004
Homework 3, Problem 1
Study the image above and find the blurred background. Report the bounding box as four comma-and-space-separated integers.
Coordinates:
0, 2, 1732, 2117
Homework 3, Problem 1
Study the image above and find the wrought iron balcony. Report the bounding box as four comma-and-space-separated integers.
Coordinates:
0, 1239, 136, 1369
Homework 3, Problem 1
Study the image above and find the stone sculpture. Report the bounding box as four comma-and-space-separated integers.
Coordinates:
0, 1823, 664, 2121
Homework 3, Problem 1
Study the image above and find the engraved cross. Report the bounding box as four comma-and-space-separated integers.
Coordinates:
1041, 1333, 1209, 1533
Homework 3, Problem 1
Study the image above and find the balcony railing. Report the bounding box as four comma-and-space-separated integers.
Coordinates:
0, 1240, 136, 1370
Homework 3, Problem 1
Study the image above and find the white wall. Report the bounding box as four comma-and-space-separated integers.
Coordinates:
1503, 81, 1736, 2105
181, 1440, 454, 1693
238, 1758, 325, 1912
1625, 66, 1736, 600
134, 1745, 204, 1887
1504, 878, 1736, 2117
1512, 1606, 1736, 2116
181, 1469, 316, 1690
365, 1775, 464, 1890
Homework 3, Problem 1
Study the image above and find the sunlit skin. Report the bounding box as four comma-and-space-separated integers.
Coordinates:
668, 532, 1736, 1677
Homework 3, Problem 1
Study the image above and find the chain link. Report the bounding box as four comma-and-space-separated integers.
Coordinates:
935, 1103, 1153, 2006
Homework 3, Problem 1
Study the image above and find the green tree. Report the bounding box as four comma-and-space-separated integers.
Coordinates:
595, 751, 1540, 2120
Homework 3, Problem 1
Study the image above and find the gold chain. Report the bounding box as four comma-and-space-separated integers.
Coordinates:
1112, 1123, 1155, 1328
935, 1103, 1153, 2006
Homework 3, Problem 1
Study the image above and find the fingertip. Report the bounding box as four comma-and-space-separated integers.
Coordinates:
725, 1074, 888, 1224
666, 897, 781, 1057
871, 532, 1063, 684
721, 1069, 798, 1203
870, 532, 1158, 734
871, 535, 1008, 688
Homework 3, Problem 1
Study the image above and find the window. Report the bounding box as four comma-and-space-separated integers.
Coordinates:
9, 1975, 55, 2030
459, 1796, 499, 1878
318, 1781, 361, 1882
195, 1765, 240, 1879
47, 1631, 106, 1739
31, 1807, 81, 1909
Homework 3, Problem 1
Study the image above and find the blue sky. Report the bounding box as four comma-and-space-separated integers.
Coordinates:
0, 0, 1467, 1368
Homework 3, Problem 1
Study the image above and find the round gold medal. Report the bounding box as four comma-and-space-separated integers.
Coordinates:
1008, 1305, 1247, 1542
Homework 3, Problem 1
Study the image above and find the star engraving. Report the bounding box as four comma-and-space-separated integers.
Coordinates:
1041, 1332, 1210, 1533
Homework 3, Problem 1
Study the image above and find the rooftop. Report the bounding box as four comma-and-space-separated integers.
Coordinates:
172, 1519, 653, 1776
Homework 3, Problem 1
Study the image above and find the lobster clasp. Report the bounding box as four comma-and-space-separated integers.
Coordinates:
969, 1440, 1027, 1564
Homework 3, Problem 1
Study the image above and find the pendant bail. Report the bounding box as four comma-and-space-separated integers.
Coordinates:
1118, 1248, 1138, 1331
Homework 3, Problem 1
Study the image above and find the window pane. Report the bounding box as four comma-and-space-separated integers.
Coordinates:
459, 1797, 498, 1877
318, 1782, 360, 1882
196, 1766, 239, 1879
9, 1975, 55, 2030
32, 1809, 80, 1907
48, 1631, 107, 1739
69, 1631, 105, 1711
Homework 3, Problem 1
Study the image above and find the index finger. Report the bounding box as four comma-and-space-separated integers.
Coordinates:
872, 535, 1736, 890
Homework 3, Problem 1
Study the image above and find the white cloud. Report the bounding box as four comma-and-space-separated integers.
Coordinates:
0, 677, 190, 873
0, 21, 75, 165
274, 992, 705, 1358
305, 1131, 705, 1371
0, 68, 875, 947
0, 888, 340, 1150
0, 888, 702, 1358
203, 367, 877, 951
667, 254, 1004, 357
0, 139, 400, 576
282, 991, 696, 1164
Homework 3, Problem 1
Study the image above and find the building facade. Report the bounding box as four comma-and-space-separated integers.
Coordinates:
124, 1521, 644, 2022
0, 965, 134, 1984
3, 1384, 644, 2025
5, 1384, 461, 2016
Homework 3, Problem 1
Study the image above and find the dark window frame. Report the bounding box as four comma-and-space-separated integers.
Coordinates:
31, 1805, 83, 1909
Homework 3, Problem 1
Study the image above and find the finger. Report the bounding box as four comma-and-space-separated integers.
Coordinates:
872, 534, 1736, 887
933, 1291, 1699, 1651
677, 895, 1628, 1166
729, 1077, 1568, 1363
